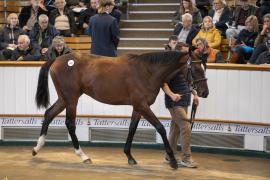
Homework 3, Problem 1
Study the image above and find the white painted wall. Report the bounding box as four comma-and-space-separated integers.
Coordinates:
0, 66, 270, 124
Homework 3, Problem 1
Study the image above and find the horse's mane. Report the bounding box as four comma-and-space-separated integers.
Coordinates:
127, 51, 187, 64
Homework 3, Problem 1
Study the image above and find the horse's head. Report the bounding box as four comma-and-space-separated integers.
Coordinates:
175, 43, 209, 98
187, 52, 209, 98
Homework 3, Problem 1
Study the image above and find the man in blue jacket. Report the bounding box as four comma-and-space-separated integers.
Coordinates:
29, 14, 60, 56
87, 0, 120, 57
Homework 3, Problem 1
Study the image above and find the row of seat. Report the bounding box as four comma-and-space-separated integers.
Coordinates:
63, 36, 233, 59
0, 0, 30, 26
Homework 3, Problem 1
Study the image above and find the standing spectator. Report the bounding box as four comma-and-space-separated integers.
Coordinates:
0, 13, 24, 60
192, 16, 222, 50
44, 36, 72, 61
255, 37, 270, 64
11, 35, 41, 61
110, 1, 122, 24
226, 0, 258, 39
194, 38, 224, 63
79, 0, 98, 32
19, 0, 49, 32
88, 0, 120, 57
29, 14, 60, 56
173, 13, 199, 47
195, 0, 211, 18
49, 0, 76, 36
172, 0, 202, 26
208, 0, 231, 37
257, 0, 270, 20
248, 13, 270, 64
163, 35, 199, 168
230, 15, 258, 64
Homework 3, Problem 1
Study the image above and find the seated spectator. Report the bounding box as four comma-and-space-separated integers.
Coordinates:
256, 37, 270, 64
0, 13, 24, 60
248, 13, 270, 64
66, 0, 80, 8
19, 0, 49, 32
229, 15, 258, 64
173, 13, 199, 47
192, 16, 222, 49
172, 0, 202, 26
44, 36, 72, 61
208, 0, 231, 37
226, 0, 258, 39
79, 0, 98, 31
165, 35, 178, 51
29, 14, 60, 56
195, 0, 211, 18
71, 0, 88, 18
49, 0, 76, 36
194, 38, 224, 63
11, 35, 41, 61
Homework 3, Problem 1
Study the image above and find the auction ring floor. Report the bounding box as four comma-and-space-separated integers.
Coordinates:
0, 146, 269, 180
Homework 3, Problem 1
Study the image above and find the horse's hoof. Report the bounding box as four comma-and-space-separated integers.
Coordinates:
83, 158, 92, 164
170, 160, 178, 170
128, 159, 137, 165
32, 149, 37, 156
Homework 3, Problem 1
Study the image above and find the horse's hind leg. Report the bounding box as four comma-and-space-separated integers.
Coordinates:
124, 110, 141, 165
33, 99, 65, 156
65, 103, 92, 164
136, 104, 178, 169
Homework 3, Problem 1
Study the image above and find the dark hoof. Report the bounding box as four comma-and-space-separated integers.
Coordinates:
128, 159, 137, 165
83, 158, 92, 164
32, 149, 37, 156
170, 160, 178, 170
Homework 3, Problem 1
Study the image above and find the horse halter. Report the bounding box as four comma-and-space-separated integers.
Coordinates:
186, 58, 208, 90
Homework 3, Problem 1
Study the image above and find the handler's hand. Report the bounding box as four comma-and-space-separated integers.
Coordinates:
193, 95, 199, 105
170, 93, 182, 102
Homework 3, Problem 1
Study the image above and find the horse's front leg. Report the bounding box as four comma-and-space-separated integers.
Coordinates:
136, 104, 178, 169
124, 110, 141, 165
66, 105, 92, 164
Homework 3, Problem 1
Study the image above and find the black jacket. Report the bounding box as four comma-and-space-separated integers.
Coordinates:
173, 24, 199, 47
78, 8, 97, 27
165, 73, 191, 108
236, 29, 258, 47
110, 8, 122, 24
256, 51, 270, 64
11, 46, 41, 61
209, 6, 231, 37
0, 25, 24, 49
18, 6, 49, 28
49, 7, 76, 34
29, 23, 60, 49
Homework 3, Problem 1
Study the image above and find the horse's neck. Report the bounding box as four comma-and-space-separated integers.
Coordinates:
149, 63, 185, 87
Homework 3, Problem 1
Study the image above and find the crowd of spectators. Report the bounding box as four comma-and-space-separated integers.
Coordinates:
171, 0, 270, 64
0, 0, 269, 64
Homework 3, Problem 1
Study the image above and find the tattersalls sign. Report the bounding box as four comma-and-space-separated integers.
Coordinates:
0, 116, 269, 136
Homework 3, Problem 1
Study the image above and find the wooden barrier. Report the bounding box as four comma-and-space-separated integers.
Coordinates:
64, 36, 91, 52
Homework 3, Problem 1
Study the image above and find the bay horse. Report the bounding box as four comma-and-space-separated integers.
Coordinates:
33, 47, 209, 169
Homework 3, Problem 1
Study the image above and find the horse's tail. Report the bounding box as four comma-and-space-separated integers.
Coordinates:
35, 59, 55, 109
